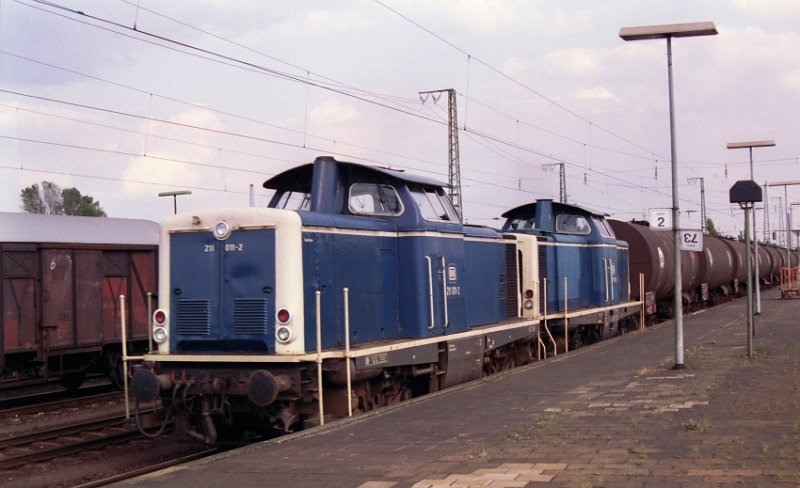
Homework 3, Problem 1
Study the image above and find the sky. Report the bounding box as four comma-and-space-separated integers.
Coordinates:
1, 0, 799, 242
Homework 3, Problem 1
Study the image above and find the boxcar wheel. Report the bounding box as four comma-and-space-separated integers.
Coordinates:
107, 351, 125, 389
61, 371, 85, 391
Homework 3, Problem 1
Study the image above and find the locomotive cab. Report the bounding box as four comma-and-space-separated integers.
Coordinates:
502, 200, 638, 347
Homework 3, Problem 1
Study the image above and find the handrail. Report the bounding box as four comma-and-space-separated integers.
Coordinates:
343, 288, 353, 417
610, 260, 615, 301
120, 294, 130, 419
543, 277, 556, 356
425, 256, 435, 329
639, 273, 645, 330
146, 292, 154, 353
315, 291, 324, 425
534, 279, 542, 360
440, 256, 449, 328
563, 277, 569, 353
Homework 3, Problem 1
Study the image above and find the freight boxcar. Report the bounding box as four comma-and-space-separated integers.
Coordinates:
0, 212, 158, 389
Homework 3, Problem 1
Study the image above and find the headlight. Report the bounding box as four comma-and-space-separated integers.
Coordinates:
523, 299, 534, 310
153, 326, 168, 344
276, 326, 293, 344
213, 220, 231, 240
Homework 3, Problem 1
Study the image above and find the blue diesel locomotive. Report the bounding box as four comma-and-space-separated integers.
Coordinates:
130, 156, 639, 443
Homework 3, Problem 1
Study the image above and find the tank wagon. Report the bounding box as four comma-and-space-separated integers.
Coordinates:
0, 212, 158, 389
130, 156, 640, 444
608, 219, 793, 320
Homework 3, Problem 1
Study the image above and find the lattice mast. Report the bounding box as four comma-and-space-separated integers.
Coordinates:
687, 177, 706, 234
419, 88, 462, 219
542, 162, 567, 203
763, 182, 770, 243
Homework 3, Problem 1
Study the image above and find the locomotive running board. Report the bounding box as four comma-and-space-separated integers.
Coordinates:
139, 318, 540, 364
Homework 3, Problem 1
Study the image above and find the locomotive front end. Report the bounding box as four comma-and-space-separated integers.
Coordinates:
131, 207, 308, 442
155, 207, 304, 356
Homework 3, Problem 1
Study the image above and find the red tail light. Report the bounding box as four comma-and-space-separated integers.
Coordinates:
276, 308, 292, 324
153, 309, 167, 326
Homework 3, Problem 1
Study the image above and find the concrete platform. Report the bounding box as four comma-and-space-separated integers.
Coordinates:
117, 288, 799, 487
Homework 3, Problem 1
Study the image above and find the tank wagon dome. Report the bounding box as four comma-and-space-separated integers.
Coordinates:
0, 212, 159, 246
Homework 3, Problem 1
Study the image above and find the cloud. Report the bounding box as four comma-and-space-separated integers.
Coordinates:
501, 56, 528, 76
266, 7, 369, 38
570, 87, 617, 102
309, 99, 359, 127
445, 0, 519, 32
784, 69, 800, 93
731, 0, 800, 17
542, 48, 602, 77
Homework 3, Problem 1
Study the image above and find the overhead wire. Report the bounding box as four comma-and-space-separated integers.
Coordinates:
17, 0, 670, 176
370, 0, 666, 162
8, 0, 793, 224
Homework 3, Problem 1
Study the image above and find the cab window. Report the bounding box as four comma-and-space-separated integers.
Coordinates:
555, 214, 591, 235
592, 217, 615, 238
273, 190, 311, 210
506, 217, 535, 231
348, 183, 403, 216
410, 186, 460, 222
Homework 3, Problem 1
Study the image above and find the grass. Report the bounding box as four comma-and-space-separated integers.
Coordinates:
682, 418, 711, 432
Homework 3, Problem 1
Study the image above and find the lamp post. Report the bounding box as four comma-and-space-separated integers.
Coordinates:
619, 21, 717, 369
729, 180, 762, 358
727, 140, 775, 315
768, 181, 800, 266
158, 190, 192, 215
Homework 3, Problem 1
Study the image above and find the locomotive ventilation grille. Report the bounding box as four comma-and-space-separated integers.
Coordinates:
176, 299, 211, 335
234, 298, 270, 335
504, 243, 519, 317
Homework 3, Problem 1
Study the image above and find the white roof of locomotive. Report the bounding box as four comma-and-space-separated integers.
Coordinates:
0, 212, 159, 246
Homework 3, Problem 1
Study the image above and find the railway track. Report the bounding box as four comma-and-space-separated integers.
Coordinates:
0, 414, 140, 470
0, 387, 229, 487
74, 448, 223, 487
0, 390, 122, 422
0, 382, 115, 411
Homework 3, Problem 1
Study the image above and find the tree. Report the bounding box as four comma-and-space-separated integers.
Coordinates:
20, 181, 107, 217
705, 217, 719, 237
61, 187, 106, 217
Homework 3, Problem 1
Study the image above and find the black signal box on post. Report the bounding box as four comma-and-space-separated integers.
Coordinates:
729, 180, 763, 205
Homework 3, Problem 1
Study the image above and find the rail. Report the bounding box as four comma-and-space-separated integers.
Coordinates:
0, 414, 138, 470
